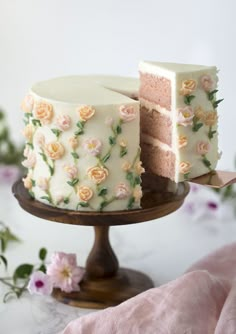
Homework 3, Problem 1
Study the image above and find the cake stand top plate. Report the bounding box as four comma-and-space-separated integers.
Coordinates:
12, 174, 189, 226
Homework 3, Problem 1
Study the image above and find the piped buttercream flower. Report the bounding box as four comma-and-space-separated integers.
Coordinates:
194, 106, 206, 121
200, 74, 215, 92
179, 161, 192, 174
115, 183, 130, 199
133, 185, 142, 202
177, 106, 194, 127
22, 152, 36, 169
22, 174, 33, 189
77, 186, 93, 202
87, 166, 109, 184
21, 94, 34, 113
204, 111, 218, 126
122, 161, 131, 172
34, 101, 53, 125
45, 142, 64, 160
37, 177, 49, 191
22, 123, 35, 141
180, 80, 197, 96
35, 132, 45, 147
64, 165, 78, 179
83, 138, 102, 156
47, 252, 84, 293
197, 141, 211, 155
27, 271, 53, 296
119, 139, 127, 148
135, 161, 145, 175
56, 115, 71, 131
119, 105, 137, 122
77, 105, 95, 121
178, 135, 188, 148
69, 136, 79, 150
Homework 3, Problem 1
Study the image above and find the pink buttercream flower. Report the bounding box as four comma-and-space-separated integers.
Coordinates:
105, 116, 114, 126
23, 146, 31, 157
119, 105, 137, 122
55, 193, 65, 205
115, 183, 130, 199
35, 132, 45, 147
37, 177, 49, 191
22, 152, 36, 168
21, 94, 34, 113
64, 165, 78, 179
177, 106, 194, 127
83, 138, 102, 156
47, 252, 84, 293
56, 115, 71, 131
200, 75, 215, 92
27, 271, 53, 296
197, 141, 211, 155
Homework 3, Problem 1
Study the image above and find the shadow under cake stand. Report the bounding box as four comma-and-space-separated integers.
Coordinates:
12, 174, 189, 309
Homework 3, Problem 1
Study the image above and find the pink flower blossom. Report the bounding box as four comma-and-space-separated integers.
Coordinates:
177, 107, 194, 127
56, 115, 71, 131
27, 271, 53, 296
37, 177, 49, 191
35, 132, 45, 147
196, 141, 211, 155
55, 193, 65, 205
22, 152, 36, 168
83, 138, 102, 156
119, 105, 137, 122
115, 183, 130, 199
64, 165, 78, 179
47, 252, 84, 293
200, 75, 215, 92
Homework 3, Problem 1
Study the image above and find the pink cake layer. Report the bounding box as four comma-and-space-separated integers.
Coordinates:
140, 142, 176, 180
139, 72, 171, 110
140, 106, 172, 146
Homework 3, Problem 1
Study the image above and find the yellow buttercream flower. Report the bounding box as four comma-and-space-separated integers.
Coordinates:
45, 141, 65, 160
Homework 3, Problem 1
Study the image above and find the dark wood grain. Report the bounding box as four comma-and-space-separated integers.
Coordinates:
12, 174, 189, 226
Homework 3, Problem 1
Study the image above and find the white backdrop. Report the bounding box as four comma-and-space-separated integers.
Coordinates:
0, 0, 235, 168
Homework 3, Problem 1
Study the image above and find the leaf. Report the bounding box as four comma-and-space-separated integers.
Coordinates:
208, 130, 217, 139
39, 247, 47, 261
116, 125, 122, 134
208, 89, 218, 101
40, 196, 51, 203
3, 291, 18, 303
202, 156, 212, 168
26, 142, 34, 149
126, 172, 133, 181
37, 264, 46, 273
51, 128, 62, 138
64, 197, 70, 204
49, 165, 54, 176
213, 99, 224, 109
127, 196, 135, 210
32, 119, 41, 127
184, 173, 190, 180
134, 176, 141, 185
76, 121, 85, 129
75, 129, 84, 136
98, 187, 108, 196
78, 202, 89, 207
120, 147, 128, 157
28, 190, 35, 199
67, 178, 79, 187
184, 95, 195, 105
0, 254, 8, 269
192, 122, 203, 132
102, 153, 111, 163
71, 152, 79, 159
39, 152, 47, 162
99, 201, 108, 211
24, 113, 32, 119
109, 136, 116, 145
31, 179, 36, 187
13, 264, 34, 282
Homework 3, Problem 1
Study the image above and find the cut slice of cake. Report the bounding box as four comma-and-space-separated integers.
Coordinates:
139, 61, 223, 182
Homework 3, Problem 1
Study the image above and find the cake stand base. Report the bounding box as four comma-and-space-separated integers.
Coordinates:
52, 268, 153, 309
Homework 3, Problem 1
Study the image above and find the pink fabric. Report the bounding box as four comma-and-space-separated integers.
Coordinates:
61, 243, 236, 334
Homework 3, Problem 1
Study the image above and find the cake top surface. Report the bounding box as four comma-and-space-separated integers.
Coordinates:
139, 61, 217, 77
30, 75, 139, 105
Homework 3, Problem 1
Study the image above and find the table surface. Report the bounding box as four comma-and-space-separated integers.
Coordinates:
1, 182, 236, 334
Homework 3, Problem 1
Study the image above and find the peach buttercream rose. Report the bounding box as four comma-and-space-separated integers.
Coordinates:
204, 111, 218, 126
35, 132, 45, 148
22, 123, 35, 141
64, 165, 78, 179
78, 105, 95, 121
122, 161, 131, 172
115, 183, 130, 199
133, 185, 142, 202
56, 115, 71, 131
22, 152, 36, 169
37, 177, 49, 191
179, 161, 192, 174
119, 139, 127, 148
200, 74, 215, 92
22, 174, 32, 189
21, 94, 34, 113
177, 106, 194, 127
69, 136, 79, 150
87, 166, 109, 184
135, 161, 145, 175
180, 80, 197, 96
178, 135, 188, 149
197, 141, 211, 155
45, 141, 65, 160
34, 101, 53, 125
77, 186, 93, 202
119, 105, 137, 122
194, 106, 206, 121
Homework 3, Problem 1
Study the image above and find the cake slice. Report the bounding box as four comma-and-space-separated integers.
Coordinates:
139, 61, 223, 182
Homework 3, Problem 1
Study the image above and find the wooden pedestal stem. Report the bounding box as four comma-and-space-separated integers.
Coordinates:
86, 226, 119, 279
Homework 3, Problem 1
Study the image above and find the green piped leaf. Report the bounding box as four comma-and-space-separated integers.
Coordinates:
184, 95, 195, 105
98, 187, 108, 196
109, 136, 116, 146
24, 113, 32, 119
39, 152, 47, 162
192, 122, 203, 132
207, 89, 218, 101
40, 196, 52, 203
116, 125, 122, 134
26, 142, 34, 149
102, 153, 111, 163
99, 201, 109, 211
134, 176, 141, 185
71, 152, 79, 159
28, 190, 35, 199
67, 178, 79, 187
213, 99, 224, 109
75, 129, 84, 136
127, 196, 135, 210
64, 197, 70, 204
120, 147, 128, 158
51, 128, 62, 138
208, 129, 217, 140
77, 202, 89, 208
183, 173, 190, 180
49, 164, 54, 176
32, 119, 42, 127
76, 121, 85, 129
202, 156, 212, 169
31, 179, 36, 187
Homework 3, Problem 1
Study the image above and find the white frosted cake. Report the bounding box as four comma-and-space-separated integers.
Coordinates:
21, 76, 143, 211
139, 61, 223, 182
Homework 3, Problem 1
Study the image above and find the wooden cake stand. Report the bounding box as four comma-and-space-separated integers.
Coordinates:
12, 174, 189, 309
